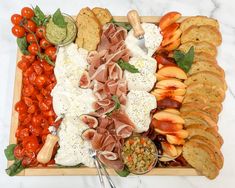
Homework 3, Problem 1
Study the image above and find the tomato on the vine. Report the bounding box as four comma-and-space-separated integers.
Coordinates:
28, 43, 40, 55
21, 7, 34, 19
40, 38, 52, 49
12, 25, 25, 37
36, 26, 46, 39
45, 47, 56, 61
11, 14, 23, 25
14, 145, 25, 160
26, 33, 38, 43
24, 20, 37, 32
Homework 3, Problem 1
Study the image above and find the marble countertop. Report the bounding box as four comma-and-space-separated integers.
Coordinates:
1, 0, 235, 187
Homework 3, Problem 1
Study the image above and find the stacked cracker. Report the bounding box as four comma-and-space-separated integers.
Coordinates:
75, 7, 112, 51
179, 16, 226, 179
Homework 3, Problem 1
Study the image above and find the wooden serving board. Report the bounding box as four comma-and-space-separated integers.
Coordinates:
9, 16, 200, 176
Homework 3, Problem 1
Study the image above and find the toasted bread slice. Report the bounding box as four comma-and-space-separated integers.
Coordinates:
92, 7, 112, 25
186, 124, 223, 148
178, 41, 217, 57
185, 83, 225, 102
183, 141, 219, 179
180, 16, 219, 32
188, 61, 225, 78
184, 71, 227, 91
194, 52, 216, 63
190, 135, 224, 169
182, 94, 223, 114
180, 103, 219, 122
76, 7, 101, 51
181, 111, 218, 129
181, 25, 222, 46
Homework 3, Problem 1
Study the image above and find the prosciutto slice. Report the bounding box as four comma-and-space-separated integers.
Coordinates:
86, 24, 134, 171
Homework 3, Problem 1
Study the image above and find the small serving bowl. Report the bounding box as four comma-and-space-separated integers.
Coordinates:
121, 135, 158, 175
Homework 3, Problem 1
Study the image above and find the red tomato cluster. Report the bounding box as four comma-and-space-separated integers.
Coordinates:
12, 7, 59, 167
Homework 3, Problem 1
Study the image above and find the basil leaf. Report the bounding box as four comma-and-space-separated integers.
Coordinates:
105, 95, 121, 116
16, 37, 29, 55
117, 59, 139, 73
34, 5, 45, 20
31, 16, 41, 26
56, 163, 83, 168
5, 160, 25, 176
115, 166, 130, 177
173, 46, 194, 73
4, 144, 16, 160
42, 15, 51, 26
111, 19, 132, 31
53, 9, 67, 28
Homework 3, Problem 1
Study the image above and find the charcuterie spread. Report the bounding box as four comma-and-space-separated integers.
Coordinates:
5, 6, 225, 180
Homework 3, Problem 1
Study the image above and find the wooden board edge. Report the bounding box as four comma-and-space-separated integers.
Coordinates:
20, 167, 200, 176
9, 16, 198, 176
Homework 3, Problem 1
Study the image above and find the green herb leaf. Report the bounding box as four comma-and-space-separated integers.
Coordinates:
17, 37, 29, 55
105, 95, 121, 116
34, 5, 46, 21
117, 59, 139, 73
42, 15, 51, 26
173, 46, 194, 73
56, 163, 83, 168
4, 144, 16, 160
111, 19, 132, 31
115, 166, 130, 177
5, 159, 25, 176
52, 9, 67, 28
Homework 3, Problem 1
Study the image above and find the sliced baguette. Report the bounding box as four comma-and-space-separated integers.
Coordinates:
183, 141, 219, 179
194, 52, 216, 63
188, 61, 225, 78
190, 135, 224, 169
180, 16, 219, 32
185, 83, 225, 102
92, 7, 112, 25
76, 7, 101, 51
181, 111, 218, 129
184, 71, 227, 91
180, 104, 219, 122
181, 25, 222, 46
178, 41, 217, 57
186, 124, 223, 148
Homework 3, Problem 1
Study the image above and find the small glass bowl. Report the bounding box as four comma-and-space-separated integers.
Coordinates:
45, 13, 77, 47
121, 135, 158, 175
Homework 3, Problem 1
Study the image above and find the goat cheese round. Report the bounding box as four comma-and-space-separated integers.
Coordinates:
125, 90, 156, 133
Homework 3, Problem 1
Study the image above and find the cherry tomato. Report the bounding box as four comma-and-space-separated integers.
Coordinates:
29, 125, 43, 136
17, 59, 29, 71
22, 76, 30, 85
23, 136, 39, 152
46, 83, 55, 92
24, 20, 37, 32
12, 25, 25, 37
22, 114, 32, 126
23, 66, 34, 77
22, 84, 35, 97
26, 33, 38, 43
40, 38, 52, 49
39, 101, 50, 111
31, 114, 42, 126
36, 26, 46, 39
40, 60, 53, 72
19, 113, 27, 122
16, 127, 30, 140
45, 47, 56, 61
27, 104, 36, 114
35, 75, 47, 87
28, 43, 40, 55
36, 93, 44, 102
15, 101, 27, 113
21, 157, 32, 167
21, 7, 34, 19
32, 61, 43, 75
14, 145, 25, 160
41, 88, 50, 96
43, 110, 55, 117
28, 72, 37, 85
23, 97, 33, 106
22, 54, 35, 63
11, 14, 23, 25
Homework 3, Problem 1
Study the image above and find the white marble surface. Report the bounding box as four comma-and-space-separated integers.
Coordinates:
1, 0, 235, 187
